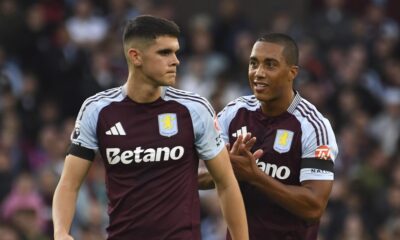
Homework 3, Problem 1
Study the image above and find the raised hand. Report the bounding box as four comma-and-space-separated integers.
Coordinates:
229, 133, 263, 182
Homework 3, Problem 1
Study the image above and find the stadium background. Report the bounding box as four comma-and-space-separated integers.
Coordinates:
0, 0, 399, 239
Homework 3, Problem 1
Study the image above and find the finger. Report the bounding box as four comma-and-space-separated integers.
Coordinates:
244, 137, 257, 151
253, 149, 264, 160
230, 134, 243, 154
238, 143, 255, 160
242, 132, 252, 143
225, 143, 231, 151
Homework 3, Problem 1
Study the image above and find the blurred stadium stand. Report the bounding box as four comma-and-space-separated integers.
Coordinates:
0, 0, 399, 239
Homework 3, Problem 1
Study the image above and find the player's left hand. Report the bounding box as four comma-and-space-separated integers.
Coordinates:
229, 134, 263, 182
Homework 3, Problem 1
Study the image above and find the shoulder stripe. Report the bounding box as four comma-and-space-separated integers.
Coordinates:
167, 88, 214, 112
77, 88, 122, 121
217, 110, 224, 118
165, 90, 214, 117
218, 96, 259, 117
82, 88, 121, 108
226, 97, 259, 108
167, 87, 197, 96
295, 105, 323, 146
238, 96, 258, 104
83, 87, 120, 104
299, 101, 329, 145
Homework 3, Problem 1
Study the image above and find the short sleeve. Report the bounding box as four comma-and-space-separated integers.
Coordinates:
70, 100, 100, 151
191, 104, 224, 160
300, 118, 338, 182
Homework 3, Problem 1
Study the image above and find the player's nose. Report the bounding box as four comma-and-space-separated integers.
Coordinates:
171, 54, 180, 66
255, 66, 266, 78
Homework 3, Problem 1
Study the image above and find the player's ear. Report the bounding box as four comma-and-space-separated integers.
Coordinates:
128, 48, 142, 66
289, 65, 299, 81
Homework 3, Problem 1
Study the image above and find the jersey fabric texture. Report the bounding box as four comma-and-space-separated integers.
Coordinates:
218, 93, 338, 240
68, 85, 224, 240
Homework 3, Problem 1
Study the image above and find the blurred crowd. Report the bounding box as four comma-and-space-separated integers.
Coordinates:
0, 0, 399, 239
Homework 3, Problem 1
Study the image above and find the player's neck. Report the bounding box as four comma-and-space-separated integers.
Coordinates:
260, 90, 295, 117
125, 73, 161, 103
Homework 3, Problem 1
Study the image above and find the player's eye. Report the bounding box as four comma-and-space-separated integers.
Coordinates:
265, 60, 276, 68
158, 49, 172, 56
249, 60, 258, 68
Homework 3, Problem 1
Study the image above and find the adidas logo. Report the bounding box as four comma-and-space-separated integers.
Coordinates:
106, 122, 126, 136
232, 126, 248, 138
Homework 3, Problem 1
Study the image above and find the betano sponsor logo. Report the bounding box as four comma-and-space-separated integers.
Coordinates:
256, 160, 291, 180
106, 146, 184, 164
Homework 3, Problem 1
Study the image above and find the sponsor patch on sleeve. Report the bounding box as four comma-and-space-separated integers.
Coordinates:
315, 145, 332, 160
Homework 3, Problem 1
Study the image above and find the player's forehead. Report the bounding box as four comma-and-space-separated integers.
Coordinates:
250, 41, 285, 61
150, 35, 180, 51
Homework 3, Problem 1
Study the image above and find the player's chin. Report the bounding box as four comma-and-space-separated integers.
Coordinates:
162, 77, 176, 86
254, 92, 272, 102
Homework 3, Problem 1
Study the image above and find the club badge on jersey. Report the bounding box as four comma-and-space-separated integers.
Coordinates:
158, 113, 178, 137
273, 129, 294, 153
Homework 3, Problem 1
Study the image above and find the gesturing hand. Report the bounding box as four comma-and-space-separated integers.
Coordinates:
228, 133, 263, 182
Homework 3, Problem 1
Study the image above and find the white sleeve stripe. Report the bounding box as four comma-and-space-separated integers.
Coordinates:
295, 106, 325, 146
77, 88, 122, 121
166, 88, 215, 117
167, 87, 215, 114
298, 103, 327, 145
299, 101, 329, 144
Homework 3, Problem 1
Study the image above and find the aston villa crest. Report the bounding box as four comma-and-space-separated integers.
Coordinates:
158, 113, 178, 137
273, 129, 294, 153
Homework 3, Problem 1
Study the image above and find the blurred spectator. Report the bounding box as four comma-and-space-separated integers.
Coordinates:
0, 149, 14, 205
39, 23, 89, 117
369, 88, 400, 156
179, 14, 228, 99
0, 46, 23, 97
310, 0, 354, 50
213, 0, 251, 62
17, 72, 41, 143
337, 212, 371, 240
106, 0, 139, 35
363, 2, 399, 43
0, 221, 24, 240
66, 0, 108, 49
0, 1, 399, 239
0, 0, 25, 58
1, 173, 48, 240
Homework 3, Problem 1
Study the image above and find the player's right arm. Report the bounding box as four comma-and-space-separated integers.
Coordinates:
198, 167, 215, 189
53, 154, 92, 240
204, 147, 248, 240
53, 91, 106, 239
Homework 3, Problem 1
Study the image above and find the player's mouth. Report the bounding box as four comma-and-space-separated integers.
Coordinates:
166, 71, 176, 76
253, 81, 269, 92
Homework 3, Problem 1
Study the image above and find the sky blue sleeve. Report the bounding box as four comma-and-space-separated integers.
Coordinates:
190, 103, 224, 160
216, 107, 231, 144
70, 100, 99, 150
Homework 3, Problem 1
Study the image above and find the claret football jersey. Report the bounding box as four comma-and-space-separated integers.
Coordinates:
68, 85, 224, 240
218, 92, 338, 240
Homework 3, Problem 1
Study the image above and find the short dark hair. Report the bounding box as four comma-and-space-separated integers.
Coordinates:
257, 33, 299, 65
123, 15, 180, 45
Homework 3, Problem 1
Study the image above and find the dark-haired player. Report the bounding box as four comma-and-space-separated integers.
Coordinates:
53, 15, 248, 240
200, 33, 338, 240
